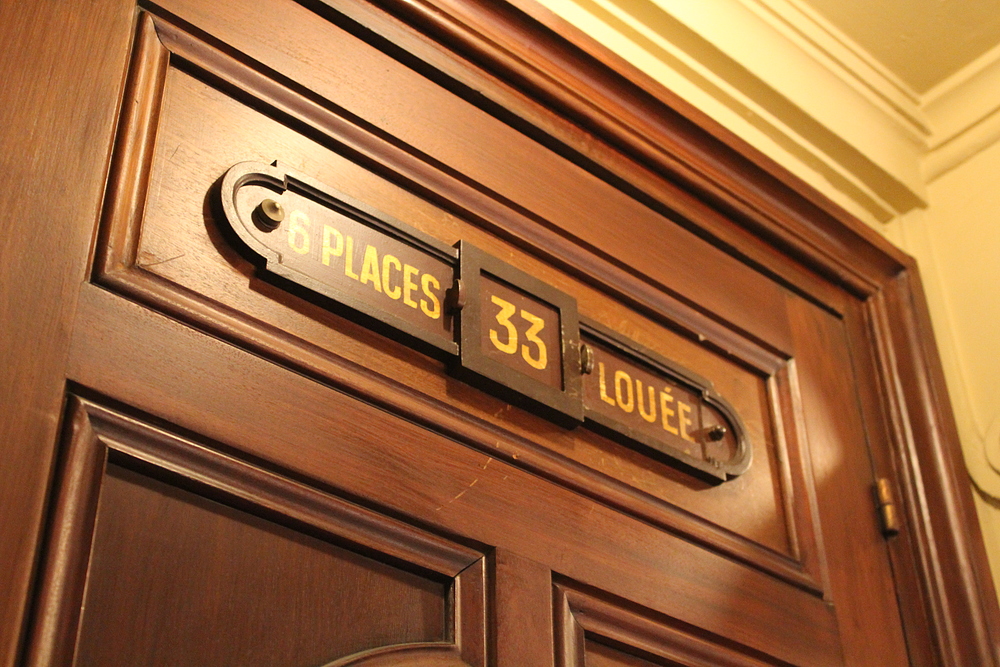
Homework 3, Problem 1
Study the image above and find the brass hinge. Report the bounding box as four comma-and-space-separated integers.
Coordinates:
875, 478, 901, 537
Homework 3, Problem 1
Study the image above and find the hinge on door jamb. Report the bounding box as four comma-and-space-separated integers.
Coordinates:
875, 478, 901, 537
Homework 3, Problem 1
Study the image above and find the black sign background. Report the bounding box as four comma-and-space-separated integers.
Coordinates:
220, 161, 459, 355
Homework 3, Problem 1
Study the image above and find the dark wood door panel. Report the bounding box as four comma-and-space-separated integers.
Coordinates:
25, 397, 486, 667
554, 580, 803, 667
96, 12, 819, 593
786, 294, 909, 665
3, 1, 996, 666
66, 283, 840, 666
0, 0, 137, 659
79, 465, 449, 666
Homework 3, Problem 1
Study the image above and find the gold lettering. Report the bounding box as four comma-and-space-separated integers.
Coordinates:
519, 309, 547, 370
420, 273, 441, 319
636, 379, 656, 423
402, 265, 419, 307
615, 370, 634, 413
489, 295, 518, 354
598, 363, 616, 406
359, 245, 382, 292
679, 402, 695, 442
660, 389, 678, 435
321, 225, 343, 265
382, 255, 402, 299
344, 236, 359, 280
287, 210, 310, 255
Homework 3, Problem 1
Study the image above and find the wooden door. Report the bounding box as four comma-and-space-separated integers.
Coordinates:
2, 1, 998, 666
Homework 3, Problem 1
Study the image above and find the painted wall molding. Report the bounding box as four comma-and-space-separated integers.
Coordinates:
533, 0, 928, 225
924, 41, 1000, 182
733, 0, 926, 136
895, 206, 1000, 501
534, 0, 1000, 229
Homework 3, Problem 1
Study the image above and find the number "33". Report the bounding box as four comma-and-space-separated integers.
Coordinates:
488, 295, 548, 370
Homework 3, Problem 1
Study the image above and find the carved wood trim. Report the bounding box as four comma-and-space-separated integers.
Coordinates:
554, 579, 796, 667
866, 274, 1000, 666
21, 398, 107, 667
770, 363, 828, 596
23, 395, 487, 666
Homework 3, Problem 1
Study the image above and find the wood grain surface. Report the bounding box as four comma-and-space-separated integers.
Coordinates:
1, 0, 996, 665
0, 2, 135, 664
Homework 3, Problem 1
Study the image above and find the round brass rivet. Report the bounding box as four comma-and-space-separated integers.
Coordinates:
254, 198, 285, 230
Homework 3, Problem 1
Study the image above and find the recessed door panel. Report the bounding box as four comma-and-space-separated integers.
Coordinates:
78, 465, 449, 666
26, 398, 486, 667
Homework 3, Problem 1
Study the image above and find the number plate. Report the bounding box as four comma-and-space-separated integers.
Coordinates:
219, 163, 749, 479
455, 242, 583, 422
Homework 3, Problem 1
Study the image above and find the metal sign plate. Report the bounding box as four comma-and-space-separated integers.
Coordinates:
581, 321, 751, 481
218, 162, 749, 480
455, 242, 583, 423
219, 161, 458, 354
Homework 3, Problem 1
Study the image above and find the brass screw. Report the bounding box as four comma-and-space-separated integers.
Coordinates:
253, 198, 285, 231
707, 425, 727, 441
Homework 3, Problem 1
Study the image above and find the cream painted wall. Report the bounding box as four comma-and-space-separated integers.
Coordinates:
888, 141, 1000, 579
891, 140, 1000, 482
532, 0, 1000, 598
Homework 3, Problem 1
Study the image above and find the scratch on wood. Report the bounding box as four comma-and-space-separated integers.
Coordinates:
139, 252, 185, 268
435, 476, 481, 510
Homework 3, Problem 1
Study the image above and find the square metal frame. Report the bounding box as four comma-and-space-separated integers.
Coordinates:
455, 241, 583, 422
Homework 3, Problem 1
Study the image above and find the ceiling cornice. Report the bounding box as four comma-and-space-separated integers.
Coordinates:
923, 42, 1000, 182
533, 0, 1000, 225
735, 0, 925, 133
533, 0, 928, 223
